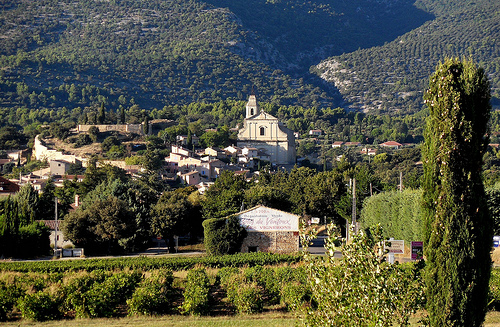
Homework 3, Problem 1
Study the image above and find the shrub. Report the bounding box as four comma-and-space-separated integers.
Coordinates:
203, 215, 247, 256
304, 224, 425, 326
17, 222, 51, 258
280, 281, 309, 311
489, 269, 500, 310
0, 281, 24, 321
181, 268, 211, 316
226, 278, 264, 314
17, 291, 62, 321
60, 271, 108, 318
85, 271, 141, 317
215, 267, 240, 288
127, 269, 174, 315
242, 266, 278, 305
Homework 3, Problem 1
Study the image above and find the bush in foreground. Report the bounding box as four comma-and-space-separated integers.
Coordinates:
127, 269, 174, 315
180, 268, 211, 316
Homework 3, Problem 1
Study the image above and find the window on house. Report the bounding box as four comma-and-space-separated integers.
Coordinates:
251, 109, 254, 115
260, 127, 265, 136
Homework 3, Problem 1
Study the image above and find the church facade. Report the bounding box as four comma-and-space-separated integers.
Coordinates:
237, 95, 296, 165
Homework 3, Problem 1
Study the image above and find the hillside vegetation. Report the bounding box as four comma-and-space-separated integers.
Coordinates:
0, 0, 497, 115
315, 0, 500, 114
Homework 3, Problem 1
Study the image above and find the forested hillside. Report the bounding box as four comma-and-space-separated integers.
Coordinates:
0, 0, 497, 116
315, 0, 500, 114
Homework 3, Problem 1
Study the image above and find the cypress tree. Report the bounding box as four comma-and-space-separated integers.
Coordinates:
120, 106, 126, 124
98, 102, 105, 124
422, 58, 492, 326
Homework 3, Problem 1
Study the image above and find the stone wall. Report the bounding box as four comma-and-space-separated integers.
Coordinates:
77, 124, 146, 135
240, 231, 299, 254
34, 135, 87, 166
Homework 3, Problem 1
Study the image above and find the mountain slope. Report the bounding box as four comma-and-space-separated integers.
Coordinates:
0, 0, 434, 112
0, 0, 497, 115
315, 0, 500, 114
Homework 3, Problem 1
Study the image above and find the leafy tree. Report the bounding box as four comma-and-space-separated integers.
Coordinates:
0, 126, 27, 150
38, 178, 57, 220
15, 184, 39, 225
201, 170, 248, 219
151, 191, 194, 249
74, 133, 92, 147
62, 196, 136, 254
304, 224, 425, 326
88, 126, 99, 142
422, 58, 492, 326
101, 136, 120, 152
244, 185, 290, 212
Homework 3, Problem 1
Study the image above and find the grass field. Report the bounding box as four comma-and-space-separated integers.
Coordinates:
3, 311, 500, 327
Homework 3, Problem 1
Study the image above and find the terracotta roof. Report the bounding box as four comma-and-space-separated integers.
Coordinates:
381, 141, 402, 146
37, 220, 61, 230
0, 176, 20, 194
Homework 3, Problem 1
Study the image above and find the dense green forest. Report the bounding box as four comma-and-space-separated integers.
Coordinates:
316, 0, 500, 114
1, 0, 497, 114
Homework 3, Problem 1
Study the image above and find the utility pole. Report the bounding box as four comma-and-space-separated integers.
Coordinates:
54, 197, 58, 257
352, 178, 357, 234
400, 171, 403, 192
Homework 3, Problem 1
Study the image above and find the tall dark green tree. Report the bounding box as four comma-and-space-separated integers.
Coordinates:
422, 58, 492, 326
98, 102, 105, 124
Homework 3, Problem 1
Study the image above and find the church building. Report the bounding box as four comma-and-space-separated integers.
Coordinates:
237, 94, 296, 165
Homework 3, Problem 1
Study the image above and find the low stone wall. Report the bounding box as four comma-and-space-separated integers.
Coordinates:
241, 231, 299, 254
77, 124, 145, 135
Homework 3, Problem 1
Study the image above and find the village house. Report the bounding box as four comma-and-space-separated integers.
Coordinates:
0, 176, 20, 197
176, 134, 200, 146
50, 159, 73, 176
380, 141, 403, 149
332, 141, 344, 148
309, 129, 322, 136
38, 220, 74, 249
203, 147, 226, 160
361, 147, 377, 156
224, 145, 242, 158
180, 171, 201, 186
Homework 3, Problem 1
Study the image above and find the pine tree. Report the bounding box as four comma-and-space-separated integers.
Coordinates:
422, 58, 492, 326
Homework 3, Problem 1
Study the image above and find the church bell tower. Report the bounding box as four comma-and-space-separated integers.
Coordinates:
245, 93, 260, 118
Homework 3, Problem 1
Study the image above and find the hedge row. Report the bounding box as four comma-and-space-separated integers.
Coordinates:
216, 265, 310, 314
360, 189, 424, 243
3, 263, 500, 322
0, 252, 302, 273
0, 269, 174, 321
0, 264, 310, 322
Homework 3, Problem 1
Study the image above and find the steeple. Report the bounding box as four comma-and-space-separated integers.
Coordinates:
245, 91, 259, 118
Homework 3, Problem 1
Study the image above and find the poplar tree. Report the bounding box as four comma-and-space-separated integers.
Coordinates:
422, 58, 492, 326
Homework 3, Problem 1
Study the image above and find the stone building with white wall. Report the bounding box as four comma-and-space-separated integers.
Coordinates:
236, 205, 300, 254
